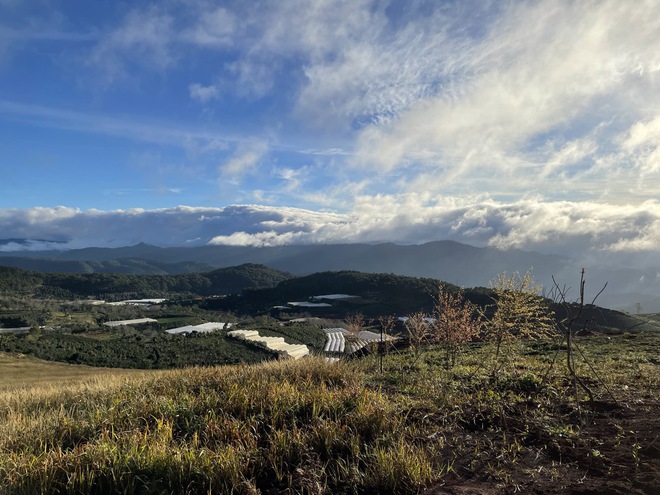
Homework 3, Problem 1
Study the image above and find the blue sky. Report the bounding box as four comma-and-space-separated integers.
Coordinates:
1, 0, 660, 254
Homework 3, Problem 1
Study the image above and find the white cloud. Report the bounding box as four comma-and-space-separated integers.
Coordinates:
111, 0, 385, 101
224, 57, 278, 99
346, 0, 660, 200
1, 199, 659, 261
300, 148, 350, 156
84, 3, 235, 84
181, 6, 235, 47
87, 5, 176, 83
4, 0, 660, 233
220, 140, 269, 183
189, 83, 219, 103
15, 1, 660, 208
294, 11, 462, 128
275, 167, 304, 192
620, 116, 660, 176
209, 230, 301, 247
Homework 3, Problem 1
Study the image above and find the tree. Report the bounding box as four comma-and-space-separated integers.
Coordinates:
343, 313, 365, 355
344, 313, 364, 336
432, 288, 483, 370
547, 269, 614, 412
487, 269, 554, 373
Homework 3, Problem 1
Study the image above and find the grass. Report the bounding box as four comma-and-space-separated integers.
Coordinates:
0, 352, 146, 390
49, 311, 99, 327
0, 358, 437, 494
0, 333, 658, 494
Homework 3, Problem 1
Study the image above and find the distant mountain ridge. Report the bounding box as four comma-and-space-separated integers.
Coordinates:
1, 240, 566, 284
0, 256, 216, 275
1, 240, 658, 311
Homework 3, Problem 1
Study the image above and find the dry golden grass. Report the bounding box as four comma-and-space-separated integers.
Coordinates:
0, 352, 148, 391
0, 335, 657, 495
0, 356, 439, 494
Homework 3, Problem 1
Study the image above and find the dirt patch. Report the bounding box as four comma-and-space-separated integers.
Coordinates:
424, 398, 659, 495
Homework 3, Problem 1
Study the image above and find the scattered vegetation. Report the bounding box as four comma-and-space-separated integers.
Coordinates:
432, 288, 483, 370
0, 358, 437, 494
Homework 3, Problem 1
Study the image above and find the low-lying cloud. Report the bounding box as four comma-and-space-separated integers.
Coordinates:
1, 200, 659, 267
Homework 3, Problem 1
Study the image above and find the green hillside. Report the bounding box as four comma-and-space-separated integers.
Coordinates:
0, 263, 293, 300
208, 270, 493, 317
2, 263, 658, 335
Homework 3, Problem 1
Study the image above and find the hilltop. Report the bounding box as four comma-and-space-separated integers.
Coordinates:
0, 334, 658, 494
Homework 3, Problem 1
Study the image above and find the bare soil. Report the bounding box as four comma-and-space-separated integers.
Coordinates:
425, 397, 659, 495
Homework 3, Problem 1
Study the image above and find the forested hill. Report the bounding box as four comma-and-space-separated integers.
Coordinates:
1, 263, 655, 334
209, 270, 494, 316
206, 270, 658, 334
0, 263, 293, 300
0, 262, 491, 314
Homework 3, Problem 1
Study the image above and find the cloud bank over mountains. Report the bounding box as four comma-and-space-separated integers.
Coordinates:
2, 200, 659, 264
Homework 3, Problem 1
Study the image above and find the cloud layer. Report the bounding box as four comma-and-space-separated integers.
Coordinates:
1, 200, 659, 266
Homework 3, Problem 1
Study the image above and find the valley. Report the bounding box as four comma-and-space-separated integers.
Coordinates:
3, 239, 660, 311
0, 262, 658, 494
1, 263, 659, 370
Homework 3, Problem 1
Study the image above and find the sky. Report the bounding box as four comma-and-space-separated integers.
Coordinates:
1, 0, 660, 255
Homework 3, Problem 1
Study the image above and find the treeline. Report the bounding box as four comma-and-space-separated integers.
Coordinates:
0, 328, 275, 369
0, 264, 292, 300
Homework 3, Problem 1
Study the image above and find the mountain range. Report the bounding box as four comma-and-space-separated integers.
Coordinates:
1, 239, 658, 312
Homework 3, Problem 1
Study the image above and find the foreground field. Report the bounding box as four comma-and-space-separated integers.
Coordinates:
0, 333, 658, 494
